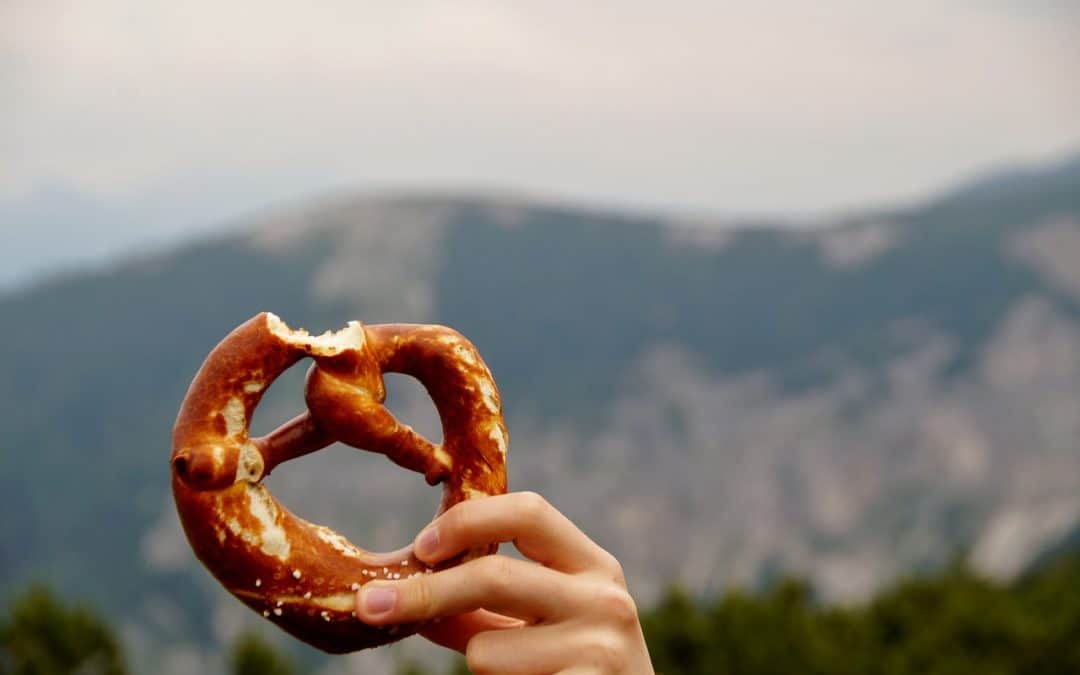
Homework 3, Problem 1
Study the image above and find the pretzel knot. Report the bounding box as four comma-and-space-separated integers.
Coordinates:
170, 313, 508, 653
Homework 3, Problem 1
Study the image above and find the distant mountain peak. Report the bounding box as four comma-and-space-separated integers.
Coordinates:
934, 148, 1080, 207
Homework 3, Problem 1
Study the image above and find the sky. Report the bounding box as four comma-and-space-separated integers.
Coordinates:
1, 1, 1079, 285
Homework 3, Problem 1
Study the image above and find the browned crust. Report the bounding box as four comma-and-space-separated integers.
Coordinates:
170, 313, 508, 653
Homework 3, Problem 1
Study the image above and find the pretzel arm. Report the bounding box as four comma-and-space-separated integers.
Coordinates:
304, 367, 451, 485
253, 412, 335, 477
339, 401, 451, 485
364, 324, 507, 481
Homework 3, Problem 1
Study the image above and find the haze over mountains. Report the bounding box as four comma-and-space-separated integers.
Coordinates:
5, 150, 1078, 294
0, 181, 287, 290
1, 154, 1079, 674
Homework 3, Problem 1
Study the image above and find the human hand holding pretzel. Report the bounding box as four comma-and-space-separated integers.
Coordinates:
358, 491, 656, 674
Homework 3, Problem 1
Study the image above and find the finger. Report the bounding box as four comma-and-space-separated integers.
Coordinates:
468, 623, 641, 675
419, 609, 525, 653
464, 623, 583, 675
414, 492, 615, 574
356, 555, 586, 625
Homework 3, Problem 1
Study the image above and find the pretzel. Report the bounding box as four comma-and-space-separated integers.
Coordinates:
170, 313, 508, 653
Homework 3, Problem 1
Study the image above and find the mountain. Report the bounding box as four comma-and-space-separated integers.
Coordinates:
0, 179, 283, 291
935, 151, 1080, 207
0, 183, 125, 288
1, 162, 1079, 674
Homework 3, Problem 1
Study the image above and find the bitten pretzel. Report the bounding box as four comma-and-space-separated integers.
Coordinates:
170, 313, 508, 653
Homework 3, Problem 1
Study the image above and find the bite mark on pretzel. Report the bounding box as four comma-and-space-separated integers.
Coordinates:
170, 312, 508, 653
266, 313, 367, 355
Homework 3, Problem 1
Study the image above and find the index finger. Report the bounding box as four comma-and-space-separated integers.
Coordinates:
413, 492, 619, 575
356, 555, 585, 625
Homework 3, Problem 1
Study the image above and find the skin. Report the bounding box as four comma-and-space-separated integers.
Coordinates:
354, 492, 655, 675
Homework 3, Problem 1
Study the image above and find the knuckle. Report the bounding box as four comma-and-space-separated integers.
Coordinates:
478, 555, 516, 596
582, 629, 629, 670
408, 576, 435, 618
597, 548, 626, 584
515, 491, 550, 522
465, 634, 497, 675
594, 584, 639, 629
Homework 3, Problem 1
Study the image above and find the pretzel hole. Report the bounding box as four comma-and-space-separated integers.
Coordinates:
255, 368, 445, 551
383, 373, 442, 445
248, 361, 308, 438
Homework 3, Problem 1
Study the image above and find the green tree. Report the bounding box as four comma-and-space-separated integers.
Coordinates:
641, 554, 1080, 675
227, 632, 295, 675
396, 661, 430, 675
395, 656, 469, 675
0, 584, 126, 675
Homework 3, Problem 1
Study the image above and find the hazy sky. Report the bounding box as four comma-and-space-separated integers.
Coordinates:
3, 0, 1079, 222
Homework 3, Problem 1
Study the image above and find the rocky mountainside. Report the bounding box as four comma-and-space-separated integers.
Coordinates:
1, 155, 1078, 673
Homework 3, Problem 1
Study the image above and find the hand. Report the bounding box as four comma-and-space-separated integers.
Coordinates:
354, 491, 655, 674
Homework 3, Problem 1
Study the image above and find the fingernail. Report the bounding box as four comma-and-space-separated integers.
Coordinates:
416, 527, 439, 557
361, 586, 396, 615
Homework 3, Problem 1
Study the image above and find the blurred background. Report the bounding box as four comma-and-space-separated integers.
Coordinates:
2, 1, 1079, 673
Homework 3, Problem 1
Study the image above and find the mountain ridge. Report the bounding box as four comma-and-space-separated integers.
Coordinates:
6, 146, 1078, 297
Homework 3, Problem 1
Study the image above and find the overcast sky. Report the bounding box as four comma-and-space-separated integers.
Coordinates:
3, 1, 1079, 226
